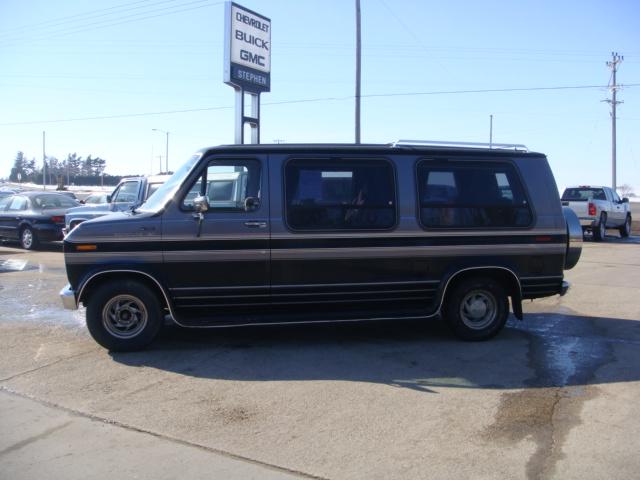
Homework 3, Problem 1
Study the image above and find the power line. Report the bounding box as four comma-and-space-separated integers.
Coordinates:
1, 83, 638, 127
0, 0, 223, 47
0, 0, 155, 36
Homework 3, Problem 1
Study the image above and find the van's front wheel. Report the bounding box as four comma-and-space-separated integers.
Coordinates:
444, 277, 509, 341
86, 281, 163, 351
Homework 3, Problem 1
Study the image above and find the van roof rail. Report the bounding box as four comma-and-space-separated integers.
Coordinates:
390, 139, 529, 152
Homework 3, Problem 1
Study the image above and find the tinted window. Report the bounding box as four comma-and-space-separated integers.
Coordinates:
417, 162, 532, 228
561, 188, 606, 201
182, 159, 260, 211
285, 159, 396, 230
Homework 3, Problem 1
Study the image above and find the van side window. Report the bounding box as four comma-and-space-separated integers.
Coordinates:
182, 159, 260, 211
417, 162, 532, 228
285, 159, 396, 230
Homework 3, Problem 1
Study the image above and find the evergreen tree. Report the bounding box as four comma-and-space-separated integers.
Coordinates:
24, 158, 36, 180
9, 151, 26, 182
66, 152, 82, 176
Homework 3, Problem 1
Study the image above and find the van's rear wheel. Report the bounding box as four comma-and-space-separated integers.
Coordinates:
86, 280, 163, 351
444, 277, 509, 341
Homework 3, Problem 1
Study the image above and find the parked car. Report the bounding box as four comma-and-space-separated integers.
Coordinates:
81, 192, 110, 205
64, 174, 171, 234
0, 189, 16, 200
561, 185, 632, 240
60, 142, 582, 351
0, 192, 79, 249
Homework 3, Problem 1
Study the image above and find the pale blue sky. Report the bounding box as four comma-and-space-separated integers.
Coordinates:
0, 0, 638, 192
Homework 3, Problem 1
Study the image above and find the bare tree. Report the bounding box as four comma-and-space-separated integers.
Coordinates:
618, 184, 635, 198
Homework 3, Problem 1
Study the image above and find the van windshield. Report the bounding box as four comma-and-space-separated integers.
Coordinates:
137, 153, 202, 212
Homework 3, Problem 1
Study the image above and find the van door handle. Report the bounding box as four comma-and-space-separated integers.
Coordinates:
244, 221, 267, 228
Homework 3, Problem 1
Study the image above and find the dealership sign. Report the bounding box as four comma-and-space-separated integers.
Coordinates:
224, 2, 271, 93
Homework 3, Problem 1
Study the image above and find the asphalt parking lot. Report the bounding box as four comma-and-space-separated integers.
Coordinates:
1, 235, 639, 479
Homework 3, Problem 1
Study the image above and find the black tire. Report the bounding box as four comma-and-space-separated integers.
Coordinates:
443, 277, 509, 341
619, 215, 632, 238
593, 213, 607, 241
20, 226, 39, 250
85, 280, 163, 351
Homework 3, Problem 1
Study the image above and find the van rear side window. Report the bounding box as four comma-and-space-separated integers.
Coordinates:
285, 159, 396, 231
416, 162, 532, 228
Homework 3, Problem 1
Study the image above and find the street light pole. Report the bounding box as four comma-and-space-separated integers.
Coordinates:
152, 129, 169, 173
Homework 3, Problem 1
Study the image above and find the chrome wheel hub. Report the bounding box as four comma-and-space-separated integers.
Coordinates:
22, 230, 32, 248
460, 290, 497, 330
102, 295, 148, 339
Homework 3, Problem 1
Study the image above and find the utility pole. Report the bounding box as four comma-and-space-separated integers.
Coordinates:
605, 52, 623, 191
152, 129, 169, 173
355, 0, 361, 144
42, 131, 46, 190
164, 131, 169, 173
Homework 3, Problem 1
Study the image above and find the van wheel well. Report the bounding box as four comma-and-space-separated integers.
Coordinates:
443, 268, 521, 318
80, 272, 169, 312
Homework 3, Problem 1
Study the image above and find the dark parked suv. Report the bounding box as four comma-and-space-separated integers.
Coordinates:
60, 142, 582, 350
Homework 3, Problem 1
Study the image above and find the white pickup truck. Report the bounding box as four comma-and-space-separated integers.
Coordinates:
561, 185, 632, 240
64, 174, 171, 234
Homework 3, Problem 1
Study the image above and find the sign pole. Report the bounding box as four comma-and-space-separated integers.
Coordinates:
235, 88, 244, 144
224, 2, 271, 145
250, 92, 260, 144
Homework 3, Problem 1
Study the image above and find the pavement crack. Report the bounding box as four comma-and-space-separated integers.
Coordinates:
0, 387, 326, 480
0, 421, 72, 457
0, 349, 97, 383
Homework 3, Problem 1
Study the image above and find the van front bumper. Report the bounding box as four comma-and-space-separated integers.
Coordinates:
60, 284, 78, 310
560, 281, 570, 296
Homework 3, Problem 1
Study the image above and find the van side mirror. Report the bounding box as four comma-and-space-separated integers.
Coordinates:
622, 197, 629, 203
106, 195, 112, 203
244, 196, 260, 211
193, 195, 209, 213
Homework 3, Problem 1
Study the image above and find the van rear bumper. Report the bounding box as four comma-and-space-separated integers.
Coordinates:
560, 281, 570, 296
60, 284, 78, 310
